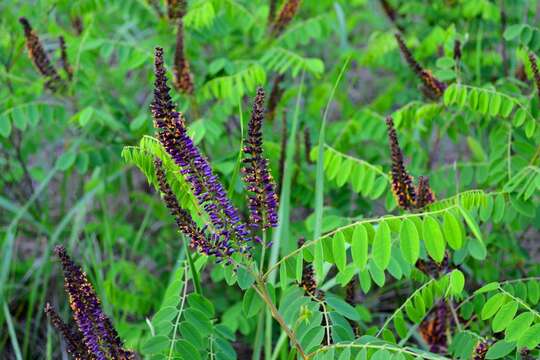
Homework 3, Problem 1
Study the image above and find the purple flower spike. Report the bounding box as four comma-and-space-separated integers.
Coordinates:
242, 87, 279, 232
53, 245, 134, 359
151, 47, 251, 259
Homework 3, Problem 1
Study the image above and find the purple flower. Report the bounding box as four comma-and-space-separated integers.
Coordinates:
53, 245, 134, 359
151, 48, 251, 258
242, 87, 279, 231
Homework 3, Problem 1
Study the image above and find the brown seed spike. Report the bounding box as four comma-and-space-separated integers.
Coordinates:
415, 176, 436, 209
528, 52, 540, 102
270, 0, 301, 37
167, 0, 187, 19
59, 36, 73, 81
19, 17, 64, 92
385, 116, 416, 210
267, 73, 285, 121
395, 33, 446, 99
173, 18, 195, 95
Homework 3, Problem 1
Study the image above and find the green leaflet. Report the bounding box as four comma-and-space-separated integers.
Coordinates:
399, 218, 420, 264
449, 269, 465, 296
505, 312, 535, 342
442, 211, 463, 250
351, 224, 368, 270
422, 216, 446, 263
332, 231, 347, 272
372, 221, 391, 270
491, 301, 518, 333
481, 293, 506, 320
517, 324, 540, 349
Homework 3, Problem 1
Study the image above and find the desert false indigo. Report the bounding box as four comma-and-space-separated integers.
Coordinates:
416, 251, 450, 276
385, 116, 417, 210
166, 0, 185, 19
394, 33, 447, 99
453, 39, 462, 63
59, 36, 73, 81
303, 126, 313, 165
19, 17, 64, 92
473, 339, 491, 360
419, 300, 449, 353
151, 48, 251, 259
415, 176, 435, 208
154, 159, 222, 256
172, 2, 194, 95
242, 87, 279, 231
45, 303, 88, 359
267, 73, 285, 121
53, 245, 134, 360
528, 52, 540, 101
270, 0, 301, 37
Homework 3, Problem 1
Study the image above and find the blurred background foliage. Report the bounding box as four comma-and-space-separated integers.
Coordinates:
0, 0, 539, 359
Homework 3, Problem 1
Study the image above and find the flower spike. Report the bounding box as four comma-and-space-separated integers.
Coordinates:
154, 159, 221, 256
45, 303, 88, 359
52, 245, 134, 359
528, 52, 540, 102
415, 176, 435, 208
151, 48, 251, 259
19, 17, 64, 92
59, 36, 73, 81
394, 33, 446, 99
385, 116, 416, 210
270, 0, 301, 37
173, 2, 194, 95
242, 87, 279, 231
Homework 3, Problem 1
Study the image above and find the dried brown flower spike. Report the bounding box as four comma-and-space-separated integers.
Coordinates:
59, 36, 73, 81
270, 0, 301, 37
386, 116, 417, 210
19, 17, 64, 92
394, 33, 447, 99
528, 52, 540, 102
172, 2, 195, 95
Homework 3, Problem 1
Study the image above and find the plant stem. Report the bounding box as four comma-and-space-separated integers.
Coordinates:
253, 281, 307, 360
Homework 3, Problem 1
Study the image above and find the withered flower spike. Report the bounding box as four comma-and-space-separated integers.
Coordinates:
173, 17, 194, 95
45, 303, 89, 359
268, 0, 278, 25
151, 48, 251, 259
297, 237, 318, 296
267, 73, 285, 121
270, 0, 301, 37
304, 126, 313, 165
54, 245, 133, 359
473, 340, 491, 360
415, 176, 435, 209
419, 300, 449, 354
386, 116, 416, 210
242, 87, 279, 231
453, 39, 462, 63
167, 0, 187, 19
394, 33, 446, 99
154, 159, 216, 255
19, 17, 64, 92
59, 36, 73, 81
528, 52, 540, 102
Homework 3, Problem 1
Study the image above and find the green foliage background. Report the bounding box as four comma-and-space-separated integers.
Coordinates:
0, 0, 539, 359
